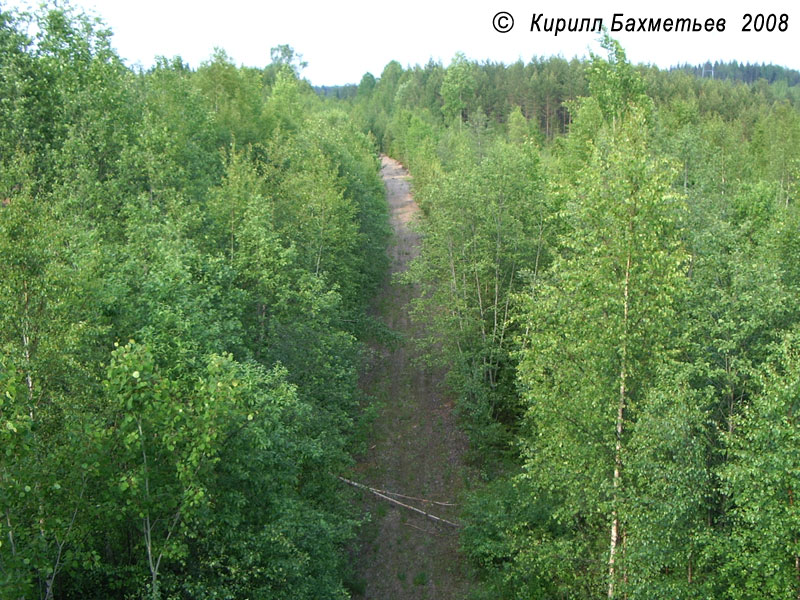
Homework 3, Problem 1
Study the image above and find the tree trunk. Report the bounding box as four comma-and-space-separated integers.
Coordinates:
790, 487, 800, 600
608, 252, 631, 599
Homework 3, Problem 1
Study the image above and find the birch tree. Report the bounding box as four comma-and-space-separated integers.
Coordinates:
516, 38, 688, 597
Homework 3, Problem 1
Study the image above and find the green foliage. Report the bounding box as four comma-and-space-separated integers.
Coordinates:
404, 136, 549, 453
588, 34, 651, 124
0, 5, 388, 598
336, 28, 800, 600
340, 30, 800, 600
506, 105, 542, 146
4, 7, 800, 596
441, 52, 476, 125
715, 332, 800, 599
751, 100, 800, 205
515, 97, 688, 595
623, 373, 718, 599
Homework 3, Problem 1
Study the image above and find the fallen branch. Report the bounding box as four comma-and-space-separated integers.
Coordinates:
338, 476, 460, 528
364, 482, 456, 507
339, 476, 455, 507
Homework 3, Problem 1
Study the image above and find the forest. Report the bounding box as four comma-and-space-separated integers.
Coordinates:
1, 2, 799, 599
350, 35, 800, 600
0, 5, 390, 599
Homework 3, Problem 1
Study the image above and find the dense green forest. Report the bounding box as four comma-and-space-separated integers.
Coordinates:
3, 2, 800, 599
0, 4, 389, 598
345, 33, 800, 600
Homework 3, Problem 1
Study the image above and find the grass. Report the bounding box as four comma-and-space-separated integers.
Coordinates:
348, 167, 473, 598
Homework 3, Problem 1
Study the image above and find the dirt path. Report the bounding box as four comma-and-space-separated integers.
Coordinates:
351, 156, 472, 599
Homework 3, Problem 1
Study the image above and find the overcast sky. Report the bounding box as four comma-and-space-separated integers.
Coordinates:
3, 0, 798, 85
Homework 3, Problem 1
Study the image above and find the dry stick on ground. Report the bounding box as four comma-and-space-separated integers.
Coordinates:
358, 481, 457, 507
338, 476, 457, 507
338, 476, 461, 528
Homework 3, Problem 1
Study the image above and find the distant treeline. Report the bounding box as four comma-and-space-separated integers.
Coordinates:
320, 56, 800, 142
315, 84, 358, 99
672, 60, 800, 86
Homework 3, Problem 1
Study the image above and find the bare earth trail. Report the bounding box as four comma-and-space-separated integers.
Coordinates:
351, 156, 472, 599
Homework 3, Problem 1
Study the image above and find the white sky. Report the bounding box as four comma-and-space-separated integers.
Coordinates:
3, 0, 799, 85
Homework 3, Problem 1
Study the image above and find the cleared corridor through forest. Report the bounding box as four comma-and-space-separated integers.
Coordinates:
351, 156, 472, 599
